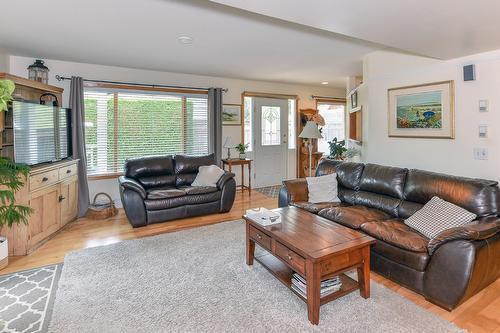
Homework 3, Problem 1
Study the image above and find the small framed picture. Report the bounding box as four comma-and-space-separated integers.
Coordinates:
351, 91, 358, 109
222, 104, 242, 126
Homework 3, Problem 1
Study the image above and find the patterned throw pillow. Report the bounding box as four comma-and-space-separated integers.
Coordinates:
404, 196, 477, 239
306, 173, 341, 204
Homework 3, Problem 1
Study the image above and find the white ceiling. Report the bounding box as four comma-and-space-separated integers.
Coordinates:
211, 0, 500, 60
0, 0, 383, 87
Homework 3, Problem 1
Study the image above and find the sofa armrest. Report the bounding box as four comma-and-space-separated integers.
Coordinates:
278, 178, 308, 207
118, 176, 147, 199
217, 171, 235, 190
428, 217, 500, 255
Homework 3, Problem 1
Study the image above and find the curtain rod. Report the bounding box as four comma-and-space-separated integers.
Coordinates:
55, 75, 228, 92
311, 95, 346, 100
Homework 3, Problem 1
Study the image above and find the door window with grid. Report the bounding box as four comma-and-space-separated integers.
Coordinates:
84, 88, 209, 176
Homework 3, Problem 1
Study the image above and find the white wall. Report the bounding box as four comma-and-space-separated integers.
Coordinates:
9, 55, 344, 206
359, 49, 500, 182
0, 48, 9, 72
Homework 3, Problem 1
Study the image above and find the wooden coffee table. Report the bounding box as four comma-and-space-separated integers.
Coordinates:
244, 206, 375, 325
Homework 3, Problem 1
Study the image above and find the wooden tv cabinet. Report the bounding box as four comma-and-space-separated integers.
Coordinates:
1, 159, 79, 256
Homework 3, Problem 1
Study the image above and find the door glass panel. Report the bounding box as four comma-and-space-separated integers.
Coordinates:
261, 106, 281, 146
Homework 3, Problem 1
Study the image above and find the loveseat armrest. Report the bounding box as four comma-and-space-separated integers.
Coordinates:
278, 178, 309, 207
118, 176, 147, 199
217, 171, 235, 190
428, 217, 500, 255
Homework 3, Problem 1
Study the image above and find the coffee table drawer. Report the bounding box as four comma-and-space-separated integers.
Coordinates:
275, 241, 306, 275
249, 225, 271, 250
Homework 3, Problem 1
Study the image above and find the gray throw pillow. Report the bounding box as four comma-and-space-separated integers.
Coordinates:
404, 196, 477, 239
191, 165, 225, 187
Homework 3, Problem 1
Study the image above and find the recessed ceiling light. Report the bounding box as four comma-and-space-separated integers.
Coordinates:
321, 81, 329, 85
178, 36, 193, 44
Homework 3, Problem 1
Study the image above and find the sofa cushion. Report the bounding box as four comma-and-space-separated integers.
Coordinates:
404, 196, 477, 239
174, 154, 216, 174
178, 185, 219, 196
359, 164, 408, 199
145, 191, 221, 210
318, 205, 390, 229
403, 169, 499, 217
124, 155, 176, 188
360, 219, 429, 252
335, 162, 365, 190
146, 187, 185, 200
372, 239, 430, 271
292, 201, 348, 214
354, 191, 401, 216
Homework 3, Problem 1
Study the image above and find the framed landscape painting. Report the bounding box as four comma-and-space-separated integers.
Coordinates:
388, 81, 454, 138
222, 104, 242, 126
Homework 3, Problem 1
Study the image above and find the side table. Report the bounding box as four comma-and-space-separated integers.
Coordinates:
221, 158, 252, 194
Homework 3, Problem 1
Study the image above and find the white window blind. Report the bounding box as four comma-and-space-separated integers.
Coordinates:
84, 88, 209, 176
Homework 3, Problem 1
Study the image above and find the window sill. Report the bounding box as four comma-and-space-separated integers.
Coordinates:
88, 173, 123, 181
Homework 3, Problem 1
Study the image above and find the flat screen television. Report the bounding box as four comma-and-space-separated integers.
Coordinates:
12, 100, 72, 166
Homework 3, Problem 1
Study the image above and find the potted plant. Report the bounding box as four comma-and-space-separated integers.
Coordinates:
327, 137, 347, 160
235, 143, 249, 159
0, 79, 33, 269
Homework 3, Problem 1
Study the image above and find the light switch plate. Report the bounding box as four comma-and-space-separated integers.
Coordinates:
473, 148, 488, 160
479, 125, 488, 138
479, 99, 489, 112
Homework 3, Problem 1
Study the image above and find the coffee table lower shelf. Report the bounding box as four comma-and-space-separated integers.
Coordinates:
255, 253, 359, 306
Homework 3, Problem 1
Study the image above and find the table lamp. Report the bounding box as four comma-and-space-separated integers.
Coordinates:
299, 121, 323, 176
223, 136, 234, 159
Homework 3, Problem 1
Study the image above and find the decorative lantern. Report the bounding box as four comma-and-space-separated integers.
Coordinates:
27, 60, 49, 84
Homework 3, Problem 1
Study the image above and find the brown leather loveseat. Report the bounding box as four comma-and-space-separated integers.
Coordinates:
278, 160, 500, 310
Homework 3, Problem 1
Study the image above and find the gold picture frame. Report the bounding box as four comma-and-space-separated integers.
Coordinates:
222, 104, 242, 126
388, 80, 455, 139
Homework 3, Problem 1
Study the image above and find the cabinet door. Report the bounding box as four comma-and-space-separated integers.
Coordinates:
60, 176, 79, 226
28, 185, 61, 248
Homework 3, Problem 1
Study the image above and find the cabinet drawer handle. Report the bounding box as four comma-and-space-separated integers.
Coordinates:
257, 234, 262, 240
59, 195, 65, 202
66, 169, 71, 174
287, 254, 293, 261
42, 177, 49, 182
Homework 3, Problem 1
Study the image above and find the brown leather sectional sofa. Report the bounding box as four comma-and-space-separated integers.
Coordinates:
278, 160, 500, 310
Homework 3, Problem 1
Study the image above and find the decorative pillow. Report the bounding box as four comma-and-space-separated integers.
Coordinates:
191, 165, 225, 187
404, 196, 477, 239
306, 173, 340, 204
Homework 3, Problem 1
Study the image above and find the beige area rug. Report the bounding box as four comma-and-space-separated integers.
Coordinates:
49, 220, 465, 332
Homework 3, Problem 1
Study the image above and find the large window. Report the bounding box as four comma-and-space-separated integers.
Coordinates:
317, 101, 346, 155
84, 87, 209, 176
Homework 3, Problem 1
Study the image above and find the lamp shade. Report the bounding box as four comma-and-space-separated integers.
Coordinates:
299, 121, 323, 139
223, 136, 234, 148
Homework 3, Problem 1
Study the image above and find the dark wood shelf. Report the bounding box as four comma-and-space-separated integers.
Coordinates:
255, 252, 359, 305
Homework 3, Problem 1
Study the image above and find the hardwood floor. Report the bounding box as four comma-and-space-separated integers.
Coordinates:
1, 190, 498, 332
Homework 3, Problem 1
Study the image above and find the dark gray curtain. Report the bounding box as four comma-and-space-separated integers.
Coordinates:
208, 88, 223, 166
70, 77, 90, 217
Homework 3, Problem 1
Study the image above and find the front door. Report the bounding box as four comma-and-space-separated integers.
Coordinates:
253, 97, 289, 187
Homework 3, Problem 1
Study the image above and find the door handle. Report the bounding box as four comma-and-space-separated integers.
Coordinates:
59, 195, 65, 202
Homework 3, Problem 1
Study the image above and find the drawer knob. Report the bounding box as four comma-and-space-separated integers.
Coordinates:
66, 169, 71, 174
42, 177, 48, 182
257, 234, 262, 239
287, 254, 293, 261
58, 195, 65, 202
